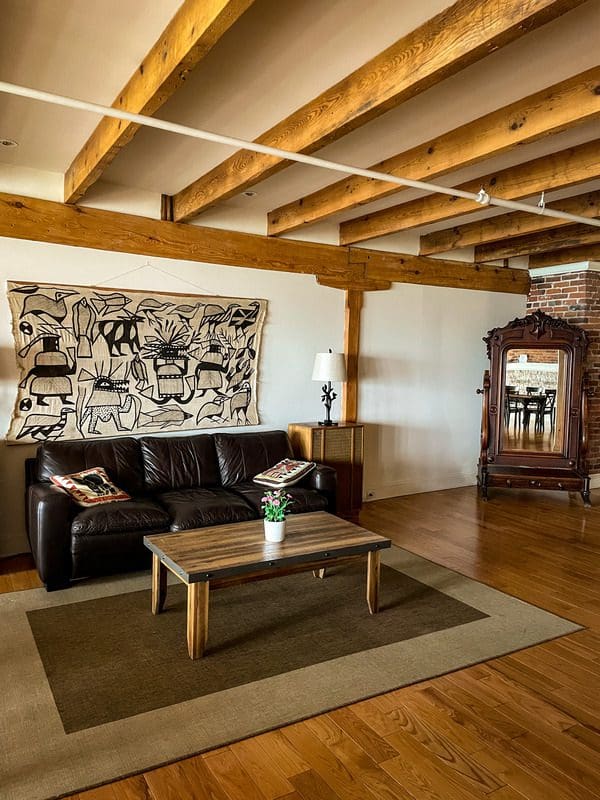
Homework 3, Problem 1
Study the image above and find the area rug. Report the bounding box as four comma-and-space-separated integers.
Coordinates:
0, 547, 580, 800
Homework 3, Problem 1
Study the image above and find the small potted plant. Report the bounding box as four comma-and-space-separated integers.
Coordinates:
261, 489, 294, 542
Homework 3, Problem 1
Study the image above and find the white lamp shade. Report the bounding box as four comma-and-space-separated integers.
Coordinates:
312, 352, 347, 382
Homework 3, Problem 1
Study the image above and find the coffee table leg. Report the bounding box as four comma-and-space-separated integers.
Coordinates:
151, 554, 167, 615
367, 551, 381, 614
187, 582, 209, 659
312, 568, 327, 579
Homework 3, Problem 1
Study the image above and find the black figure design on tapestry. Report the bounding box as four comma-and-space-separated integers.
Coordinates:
72, 298, 96, 358
140, 319, 196, 405
13, 285, 77, 323
138, 405, 193, 430
195, 337, 230, 395
97, 314, 143, 356
196, 395, 227, 424
90, 291, 132, 316
129, 353, 149, 391
78, 365, 141, 434
230, 381, 252, 424
17, 333, 76, 406
16, 407, 76, 441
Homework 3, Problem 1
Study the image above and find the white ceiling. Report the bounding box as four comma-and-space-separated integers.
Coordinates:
0, 0, 599, 249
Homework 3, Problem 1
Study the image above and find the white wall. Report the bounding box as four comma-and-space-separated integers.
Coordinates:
0, 237, 344, 555
359, 284, 525, 500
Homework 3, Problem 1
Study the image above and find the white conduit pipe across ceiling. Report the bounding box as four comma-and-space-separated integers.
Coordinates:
1, 80, 599, 230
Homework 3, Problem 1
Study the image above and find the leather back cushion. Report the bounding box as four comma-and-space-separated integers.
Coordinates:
214, 431, 293, 486
140, 435, 219, 492
37, 438, 144, 495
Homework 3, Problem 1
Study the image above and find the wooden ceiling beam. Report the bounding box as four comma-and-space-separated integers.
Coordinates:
268, 68, 600, 236
356, 247, 530, 294
63, 0, 255, 203
476, 223, 600, 261
171, 0, 584, 223
340, 139, 598, 245
529, 243, 600, 268
0, 192, 528, 295
421, 189, 600, 255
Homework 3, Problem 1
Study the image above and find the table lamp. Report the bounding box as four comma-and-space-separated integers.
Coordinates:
312, 349, 347, 426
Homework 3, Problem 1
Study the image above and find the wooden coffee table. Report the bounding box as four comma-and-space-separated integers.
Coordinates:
144, 511, 391, 659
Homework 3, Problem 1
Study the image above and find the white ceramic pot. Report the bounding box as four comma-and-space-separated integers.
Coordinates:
264, 519, 286, 543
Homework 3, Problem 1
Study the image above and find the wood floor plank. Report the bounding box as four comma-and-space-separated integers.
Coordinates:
145, 755, 229, 800
380, 736, 488, 800
228, 737, 295, 799
282, 721, 375, 800
253, 730, 311, 778
303, 714, 413, 800
383, 709, 503, 794
327, 706, 399, 763
289, 770, 343, 800
203, 748, 268, 800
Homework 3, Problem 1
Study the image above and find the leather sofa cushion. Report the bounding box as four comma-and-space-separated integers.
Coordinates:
158, 488, 257, 532
140, 435, 220, 492
231, 481, 328, 515
71, 498, 170, 540
214, 431, 293, 486
37, 438, 145, 496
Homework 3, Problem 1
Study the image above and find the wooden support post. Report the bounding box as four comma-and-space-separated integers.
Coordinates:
342, 289, 363, 423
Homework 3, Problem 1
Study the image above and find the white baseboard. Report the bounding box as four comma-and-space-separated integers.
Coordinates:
364, 471, 477, 502
365, 471, 600, 501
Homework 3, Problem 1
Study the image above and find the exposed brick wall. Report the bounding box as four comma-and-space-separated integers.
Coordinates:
528, 271, 600, 473
507, 348, 558, 363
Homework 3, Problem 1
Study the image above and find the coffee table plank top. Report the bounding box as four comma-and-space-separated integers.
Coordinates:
144, 511, 391, 583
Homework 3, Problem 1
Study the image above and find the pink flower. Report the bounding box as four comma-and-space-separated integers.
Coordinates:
272, 499, 280, 506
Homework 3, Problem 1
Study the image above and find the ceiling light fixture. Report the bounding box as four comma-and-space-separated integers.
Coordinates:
0, 138, 18, 148
0, 80, 598, 231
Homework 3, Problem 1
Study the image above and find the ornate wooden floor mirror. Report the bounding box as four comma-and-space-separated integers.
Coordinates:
477, 310, 590, 505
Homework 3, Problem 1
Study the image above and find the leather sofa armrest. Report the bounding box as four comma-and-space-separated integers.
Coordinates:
27, 482, 75, 590
304, 463, 336, 492
299, 464, 337, 512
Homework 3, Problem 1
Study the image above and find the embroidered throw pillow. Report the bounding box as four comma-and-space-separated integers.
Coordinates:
51, 467, 131, 507
253, 458, 315, 488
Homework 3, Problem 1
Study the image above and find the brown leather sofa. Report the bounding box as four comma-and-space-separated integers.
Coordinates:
25, 430, 336, 591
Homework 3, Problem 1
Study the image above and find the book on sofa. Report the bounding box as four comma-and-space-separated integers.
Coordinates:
253, 458, 315, 488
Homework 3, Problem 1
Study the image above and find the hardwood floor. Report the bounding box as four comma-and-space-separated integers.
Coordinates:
2, 486, 600, 799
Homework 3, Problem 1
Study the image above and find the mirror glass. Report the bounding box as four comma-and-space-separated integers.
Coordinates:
501, 348, 567, 453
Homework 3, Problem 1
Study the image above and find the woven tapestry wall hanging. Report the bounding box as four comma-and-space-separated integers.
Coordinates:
6, 281, 267, 444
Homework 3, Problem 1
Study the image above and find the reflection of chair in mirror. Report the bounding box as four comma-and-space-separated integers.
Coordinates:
522, 393, 544, 430
504, 386, 521, 429
526, 386, 540, 395
542, 389, 557, 431
533, 394, 547, 433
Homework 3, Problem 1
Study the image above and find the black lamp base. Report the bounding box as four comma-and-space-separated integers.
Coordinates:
318, 420, 338, 426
